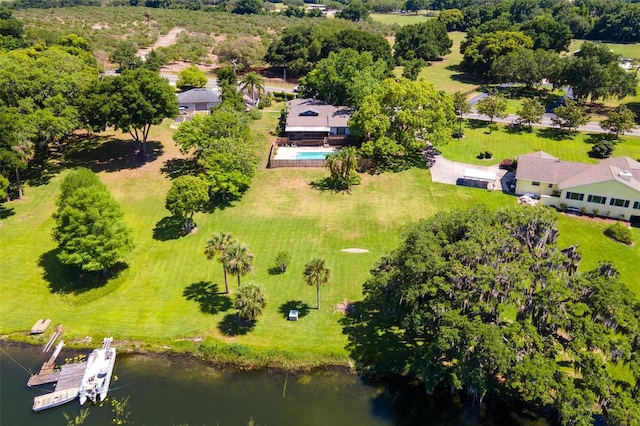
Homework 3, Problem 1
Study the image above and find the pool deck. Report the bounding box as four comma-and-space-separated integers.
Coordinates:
273, 147, 337, 160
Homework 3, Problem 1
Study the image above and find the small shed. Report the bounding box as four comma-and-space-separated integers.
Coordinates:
177, 88, 221, 113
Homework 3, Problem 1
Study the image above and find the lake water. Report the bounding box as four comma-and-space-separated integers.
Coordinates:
1, 342, 551, 426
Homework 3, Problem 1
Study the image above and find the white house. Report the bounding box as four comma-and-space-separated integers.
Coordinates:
515, 151, 640, 222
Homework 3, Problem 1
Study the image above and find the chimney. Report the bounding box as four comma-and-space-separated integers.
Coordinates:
618, 170, 633, 181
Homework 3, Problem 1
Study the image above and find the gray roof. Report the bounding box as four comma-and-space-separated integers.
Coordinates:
285, 98, 352, 131
177, 88, 220, 103
515, 152, 590, 184
516, 151, 640, 192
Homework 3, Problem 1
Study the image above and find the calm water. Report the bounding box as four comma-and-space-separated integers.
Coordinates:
1, 343, 551, 426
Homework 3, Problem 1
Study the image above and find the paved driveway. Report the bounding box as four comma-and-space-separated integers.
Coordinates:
430, 156, 510, 190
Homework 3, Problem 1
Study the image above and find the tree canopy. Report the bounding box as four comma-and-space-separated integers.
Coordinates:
81, 68, 178, 160
552, 100, 590, 133
490, 48, 562, 89
344, 206, 640, 425
520, 14, 572, 52
559, 42, 638, 102
600, 105, 637, 138
300, 49, 390, 107
350, 78, 455, 152
165, 175, 210, 233
172, 109, 259, 200
52, 168, 133, 275
461, 31, 534, 76
264, 25, 323, 77
335, 0, 370, 22
394, 21, 452, 63
176, 65, 207, 91
320, 29, 394, 70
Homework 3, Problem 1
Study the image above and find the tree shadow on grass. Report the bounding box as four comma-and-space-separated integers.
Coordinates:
63, 137, 164, 173
183, 281, 233, 315
160, 157, 200, 180
268, 266, 284, 275
278, 300, 310, 319
38, 248, 126, 294
339, 300, 414, 379
466, 119, 488, 129
218, 314, 255, 336
444, 65, 488, 85
152, 216, 185, 241
309, 177, 336, 192
0, 203, 15, 220
536, 127, 568, 141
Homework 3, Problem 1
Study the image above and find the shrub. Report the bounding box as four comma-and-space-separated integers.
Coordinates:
590, 139, 616, 158
248, 108, 262, 120
604, 222, 634, 245
484, 151, 493, 159
451, 129, 464, 138
274, 251, 290, 273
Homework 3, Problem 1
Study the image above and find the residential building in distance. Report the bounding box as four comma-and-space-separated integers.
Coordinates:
177, 88, 221, 113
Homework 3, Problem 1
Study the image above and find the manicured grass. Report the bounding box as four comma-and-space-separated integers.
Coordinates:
568, 39, 640, 59
0, 123, 513, 364
1, 118, 638, 365
414, 31, 484, 94
370, 12, 432, 26
556, 215, 640, 297
439, 122, 640, 165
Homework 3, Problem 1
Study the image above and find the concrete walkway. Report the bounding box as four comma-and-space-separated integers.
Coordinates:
430, 155, 510, 190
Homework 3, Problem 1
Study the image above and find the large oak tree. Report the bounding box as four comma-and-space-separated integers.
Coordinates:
81, 68, 178, 161
344, 206, 640, 425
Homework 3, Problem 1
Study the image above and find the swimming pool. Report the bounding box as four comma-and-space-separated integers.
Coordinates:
273, 147, 338, 160
295, 151, 333, 160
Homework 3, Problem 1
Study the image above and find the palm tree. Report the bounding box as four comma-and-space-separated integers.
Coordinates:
303, 258, 331, 309
204, 232, 235, 294
325, 147, 360, 191
224, 242, 254, 288
234, 282, 267, 321
240, 72, 265, 107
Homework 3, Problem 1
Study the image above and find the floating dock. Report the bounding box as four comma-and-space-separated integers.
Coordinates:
28, 341, 86, 411
28, 338, 115, 411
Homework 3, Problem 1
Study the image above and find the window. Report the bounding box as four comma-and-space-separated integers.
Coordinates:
336, 127, 346, 135
531, 181, 540, 186
587, 195, 606, 204
609, 198, 630, 208
548, 184, 553, 188
633, 201, 640, 210
565, 192, 584, 201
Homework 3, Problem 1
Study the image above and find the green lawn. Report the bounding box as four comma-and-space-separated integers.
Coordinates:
440, 122, 640, 166
370, 12, 432, 26
410, 31, 484, 94
568, 39, 640, 59
1, 117, 638, 366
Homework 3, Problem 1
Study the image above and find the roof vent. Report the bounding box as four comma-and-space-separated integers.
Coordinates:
619, 170, 633, 181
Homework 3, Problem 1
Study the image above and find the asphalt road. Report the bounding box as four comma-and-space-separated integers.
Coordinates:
462, 111, 640, 137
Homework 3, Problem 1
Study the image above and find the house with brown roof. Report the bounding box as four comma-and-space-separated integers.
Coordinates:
284, 98, 353, 145
515, 151, 640, 221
